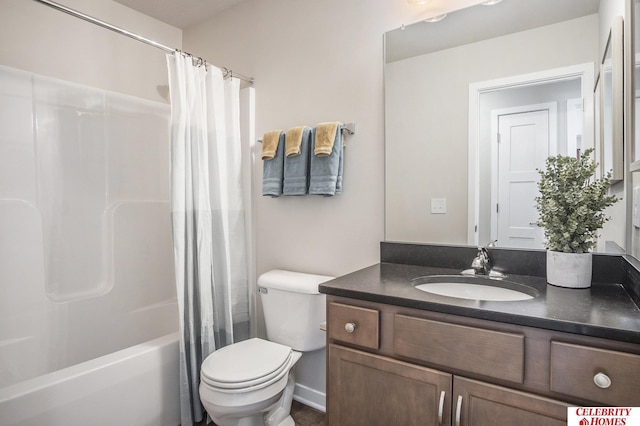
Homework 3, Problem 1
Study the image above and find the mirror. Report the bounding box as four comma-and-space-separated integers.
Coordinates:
634, 0, 640, 164
385, 0, 627, 253
600, 16, 624, 182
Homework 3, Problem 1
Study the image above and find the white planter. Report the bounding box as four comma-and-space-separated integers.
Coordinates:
546, 250, 592, 289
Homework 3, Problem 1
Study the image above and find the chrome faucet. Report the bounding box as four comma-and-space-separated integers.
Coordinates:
466, 246, 506, 278
471, 246, 492, 275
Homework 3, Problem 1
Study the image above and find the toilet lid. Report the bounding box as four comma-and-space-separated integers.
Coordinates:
200, 338, 292, 389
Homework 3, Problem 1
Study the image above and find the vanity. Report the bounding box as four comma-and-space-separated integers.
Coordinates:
352, 0, 640, 423
320, 243, 640, 425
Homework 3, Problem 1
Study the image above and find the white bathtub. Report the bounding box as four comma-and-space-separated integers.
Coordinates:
0, 332, 180, 426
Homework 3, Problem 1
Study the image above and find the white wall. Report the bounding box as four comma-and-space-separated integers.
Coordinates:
0, 0, 181, 102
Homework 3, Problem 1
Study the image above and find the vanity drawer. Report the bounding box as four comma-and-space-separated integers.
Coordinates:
394, 314, 525, 383
550, 341, 640, 406
328, 302, 379, 350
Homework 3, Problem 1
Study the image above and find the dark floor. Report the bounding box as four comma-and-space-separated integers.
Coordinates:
196, 400, 325, 426
290, 400, 325, 426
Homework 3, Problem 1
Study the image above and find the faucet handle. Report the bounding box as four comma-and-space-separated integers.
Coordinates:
472, 246, 492, 274
471, 248, 485, 273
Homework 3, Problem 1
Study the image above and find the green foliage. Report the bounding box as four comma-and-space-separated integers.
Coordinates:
535, 148, 618, 253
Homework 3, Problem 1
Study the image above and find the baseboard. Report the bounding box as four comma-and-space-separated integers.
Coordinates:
293, 383, 326, 412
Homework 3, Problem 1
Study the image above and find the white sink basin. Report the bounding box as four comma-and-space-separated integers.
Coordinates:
412, 275, 537, 302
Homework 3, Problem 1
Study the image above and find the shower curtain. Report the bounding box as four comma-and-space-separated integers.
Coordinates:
167, 52, 249, 425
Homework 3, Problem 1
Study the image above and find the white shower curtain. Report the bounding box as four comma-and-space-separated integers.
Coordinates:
167, 52, 249, 426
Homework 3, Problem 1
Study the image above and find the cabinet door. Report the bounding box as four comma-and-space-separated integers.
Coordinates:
328, 344, 452, 426
453, 377, 569, 426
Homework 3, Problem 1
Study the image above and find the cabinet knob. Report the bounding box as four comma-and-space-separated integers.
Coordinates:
344, 322, 356, 333
593, 372, 612, 389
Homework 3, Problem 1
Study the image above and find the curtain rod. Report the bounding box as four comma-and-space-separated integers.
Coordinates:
32, 0, 255, 85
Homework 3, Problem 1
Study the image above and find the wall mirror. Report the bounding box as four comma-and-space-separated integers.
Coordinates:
634, 0, 640, 164
599, 16, 624, 182
384, 0, 627, 253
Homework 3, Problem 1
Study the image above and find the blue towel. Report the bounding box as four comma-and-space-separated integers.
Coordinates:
262, 131, 285, 197
283, 127, 312, 196
309, 125, 344, 196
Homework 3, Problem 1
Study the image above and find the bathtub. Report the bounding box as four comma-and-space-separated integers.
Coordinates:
0, 332, 180, 426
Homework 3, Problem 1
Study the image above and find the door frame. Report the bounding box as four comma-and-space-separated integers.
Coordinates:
467, 63, 595, 245
490, 104, 557, 246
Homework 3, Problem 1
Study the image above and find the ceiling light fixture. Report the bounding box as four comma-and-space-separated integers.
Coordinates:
480, 0, 503, 5
424, 13, 447, 23
407, 0, 432, 4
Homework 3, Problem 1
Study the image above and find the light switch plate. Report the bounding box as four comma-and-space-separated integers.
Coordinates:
431, 198, 446, 214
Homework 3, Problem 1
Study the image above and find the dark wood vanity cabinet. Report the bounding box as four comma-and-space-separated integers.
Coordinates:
452, 377, 567, 426
326, 297, 640, 425
329, 344, 452, 425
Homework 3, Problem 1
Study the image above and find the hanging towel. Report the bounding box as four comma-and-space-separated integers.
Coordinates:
285, 126, 308, 157
284, 127, 312, 196
314, 121, 341, 157
309, 125, 344, 196
261, 129, 283, 160
262, 131, 285, 197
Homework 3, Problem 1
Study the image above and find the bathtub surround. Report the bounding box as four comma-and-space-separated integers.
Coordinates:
167, 52, 250, 426
0, 65, 178, 425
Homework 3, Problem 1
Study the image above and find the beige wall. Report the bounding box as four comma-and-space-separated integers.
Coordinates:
183, 0, 423, 280
0, 0, 181, 102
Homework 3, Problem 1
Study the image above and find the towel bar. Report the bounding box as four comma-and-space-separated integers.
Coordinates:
257, 122, 355, 143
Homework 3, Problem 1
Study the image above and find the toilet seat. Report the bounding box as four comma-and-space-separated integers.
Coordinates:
200, 338, 293, 391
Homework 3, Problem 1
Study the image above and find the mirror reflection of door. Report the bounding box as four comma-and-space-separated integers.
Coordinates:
491, 106, 557, 249
636, 88, 640, 159
474, 72, 584, 247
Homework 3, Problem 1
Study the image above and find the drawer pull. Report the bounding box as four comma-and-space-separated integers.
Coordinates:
438, 391, 445, 424
455, 395, 463, 426
593, 372, 612, 389
344, 322, 356, 333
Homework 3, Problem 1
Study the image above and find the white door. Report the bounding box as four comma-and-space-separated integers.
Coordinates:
493, 107, 555, 248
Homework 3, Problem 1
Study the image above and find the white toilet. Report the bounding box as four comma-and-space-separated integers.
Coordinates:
199, 269, 333, 426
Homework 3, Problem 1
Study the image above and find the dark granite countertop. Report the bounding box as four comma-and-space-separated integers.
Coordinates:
319, 262, 640, 344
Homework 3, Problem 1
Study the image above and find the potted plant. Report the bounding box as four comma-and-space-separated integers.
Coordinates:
535, 148, 618, 288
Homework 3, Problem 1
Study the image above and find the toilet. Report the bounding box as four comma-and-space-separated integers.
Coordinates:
199, 269, 334, 426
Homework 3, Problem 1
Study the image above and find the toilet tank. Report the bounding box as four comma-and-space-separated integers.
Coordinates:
258, 270, 334, 352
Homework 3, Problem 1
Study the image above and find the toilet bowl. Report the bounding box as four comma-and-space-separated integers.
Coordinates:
200, 338, 302, 426
199, 270, 334, 426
